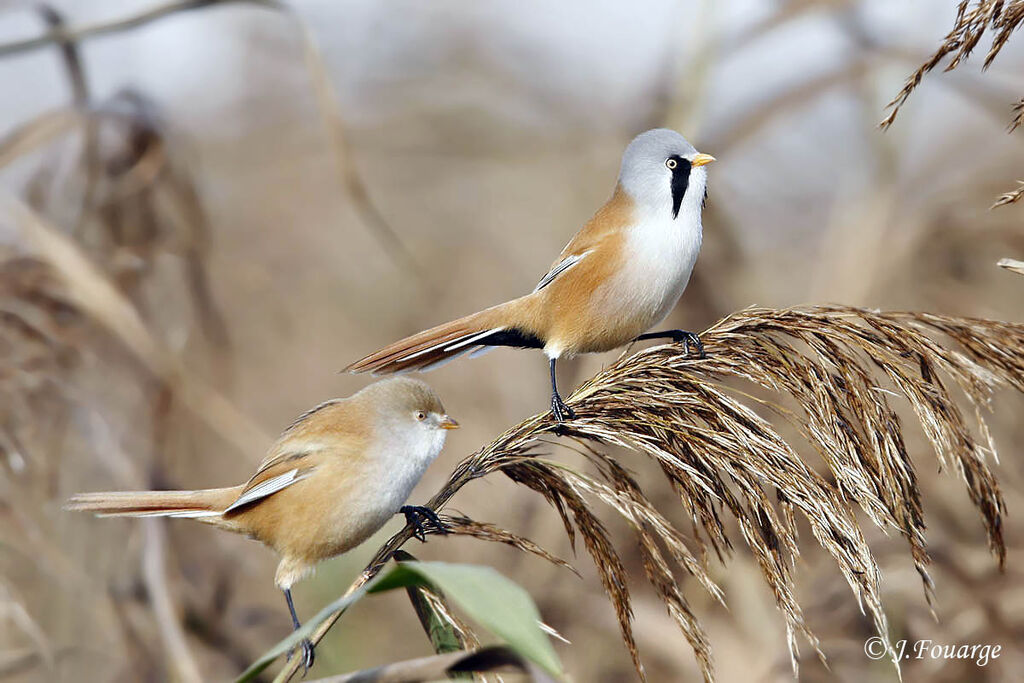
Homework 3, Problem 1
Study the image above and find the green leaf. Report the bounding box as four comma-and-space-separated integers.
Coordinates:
369, 562, 563, 676
235, 560, 563, 682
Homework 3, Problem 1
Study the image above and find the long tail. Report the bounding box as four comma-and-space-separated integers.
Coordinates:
345, 298, 543, 374
65, 487, 241, 521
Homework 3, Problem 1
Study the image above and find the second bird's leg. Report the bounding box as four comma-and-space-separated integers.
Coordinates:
549, 357, 575, 422
634, 329, 705, 358
400, 505, 448, 542
283, 588, 315, 671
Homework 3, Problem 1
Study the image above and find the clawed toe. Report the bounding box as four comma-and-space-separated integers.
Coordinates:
301, 639, 315, 671
286, 638, 315, 672
551, 394, 576, 423
400, 505, 447, 541
678, 331, 705, 359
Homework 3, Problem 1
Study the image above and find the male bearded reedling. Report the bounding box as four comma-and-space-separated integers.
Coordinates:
346, 128, 714, 421
66, 377, 458, 671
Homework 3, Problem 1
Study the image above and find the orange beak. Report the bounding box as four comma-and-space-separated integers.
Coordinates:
439, 415, 460, 430
691, 153, 716, 167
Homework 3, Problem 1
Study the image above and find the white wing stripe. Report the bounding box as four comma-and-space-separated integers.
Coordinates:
224, 468, 314, 514
400, 327, 503, 361
443, 327, 504, 352
533, 250, 591, 292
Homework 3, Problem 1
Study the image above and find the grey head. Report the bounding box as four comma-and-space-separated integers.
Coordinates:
358, 377, 459, 433
617, 128, 714, 221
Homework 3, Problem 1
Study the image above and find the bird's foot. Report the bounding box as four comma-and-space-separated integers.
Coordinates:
670, 330, 705, 359
286, 638, 315, 672
400, 505, 447, 542
551, 392, 576, 424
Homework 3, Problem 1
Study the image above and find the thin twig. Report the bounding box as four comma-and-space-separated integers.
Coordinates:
141, 519, 203, 683
0, 0, 275, 58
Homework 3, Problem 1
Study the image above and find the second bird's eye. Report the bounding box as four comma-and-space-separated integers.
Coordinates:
416, 411, 426, 421
666, 158, 678, 170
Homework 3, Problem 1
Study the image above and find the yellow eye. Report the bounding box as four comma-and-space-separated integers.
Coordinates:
666, 158, 678, 170
416, 411, 427, 421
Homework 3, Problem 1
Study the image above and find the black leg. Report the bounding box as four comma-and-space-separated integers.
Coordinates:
549, 357, 575, 422
283, 589, 315, 671
634, 329, 705, 358
400, 504, 448, 542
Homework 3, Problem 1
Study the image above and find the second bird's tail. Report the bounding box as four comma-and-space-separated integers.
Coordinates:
345, 298, 543, 374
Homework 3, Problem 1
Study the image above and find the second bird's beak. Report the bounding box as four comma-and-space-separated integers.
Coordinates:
691, 153, 716, 167
438, 415, 460, 430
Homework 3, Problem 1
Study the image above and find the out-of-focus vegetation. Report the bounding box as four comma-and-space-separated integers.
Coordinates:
2, 1, 1023, 682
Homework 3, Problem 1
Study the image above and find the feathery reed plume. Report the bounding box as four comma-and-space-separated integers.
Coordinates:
881, 0, 1024, 129
273, 305, 1019, 683
1011, 97, 1024, 132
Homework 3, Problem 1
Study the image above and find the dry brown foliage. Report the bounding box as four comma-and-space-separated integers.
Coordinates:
882, 0, 1024, 129
880, 1, 1024, 207
276, 305, 1020, 683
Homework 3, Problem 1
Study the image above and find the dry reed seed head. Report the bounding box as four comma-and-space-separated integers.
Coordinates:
540, 307, 1014, 671
559, 365, 880, 668
503, 459, 645, 679
546, 454, 721, 681
1010, 98, 1024, 132
433, 514, 578, 575
283, 305, 1020, 683
881, 1, 1024, 129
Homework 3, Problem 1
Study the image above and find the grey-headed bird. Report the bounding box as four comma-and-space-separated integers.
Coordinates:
346, 129, 713, 421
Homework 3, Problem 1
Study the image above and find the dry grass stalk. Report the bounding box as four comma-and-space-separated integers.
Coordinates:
7, 198, 270, 457
992, 180, 1024, 207
1011, 97, 1024, 132
998, 257, 1024, 274
434, 514, 578, 575
881, 0, 1024, 129
1, 41, 256, 677
275, 304, 1018, 683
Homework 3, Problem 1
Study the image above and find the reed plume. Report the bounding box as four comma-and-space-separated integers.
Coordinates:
273, 304, 1020, 682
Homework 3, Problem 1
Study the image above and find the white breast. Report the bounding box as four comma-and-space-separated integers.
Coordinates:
600, 196, 702, 334
334, 427, 447, 547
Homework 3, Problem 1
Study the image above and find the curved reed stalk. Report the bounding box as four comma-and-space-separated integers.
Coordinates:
273, 304, 1020, 683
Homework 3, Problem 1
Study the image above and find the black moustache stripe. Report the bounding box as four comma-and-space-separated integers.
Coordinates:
670, 155, 692, 219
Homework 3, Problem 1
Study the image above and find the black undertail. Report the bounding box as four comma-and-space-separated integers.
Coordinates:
477, 328, 545, 349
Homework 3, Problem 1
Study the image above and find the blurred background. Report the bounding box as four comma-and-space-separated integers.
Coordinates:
1, 0, 1023, 681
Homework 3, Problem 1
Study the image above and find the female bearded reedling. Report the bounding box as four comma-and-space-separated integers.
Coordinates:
346, 128, 714, 421
66, 377, 458, 671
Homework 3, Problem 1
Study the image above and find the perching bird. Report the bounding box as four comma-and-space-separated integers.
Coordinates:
346, 128, 714, 421
66, 377, 458, 670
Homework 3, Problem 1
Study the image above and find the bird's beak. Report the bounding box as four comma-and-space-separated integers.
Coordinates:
438, 415, 460, 430
691, 153, 716, 167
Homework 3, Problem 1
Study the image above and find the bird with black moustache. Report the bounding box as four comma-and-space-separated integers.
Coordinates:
346, 129, 714, 421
